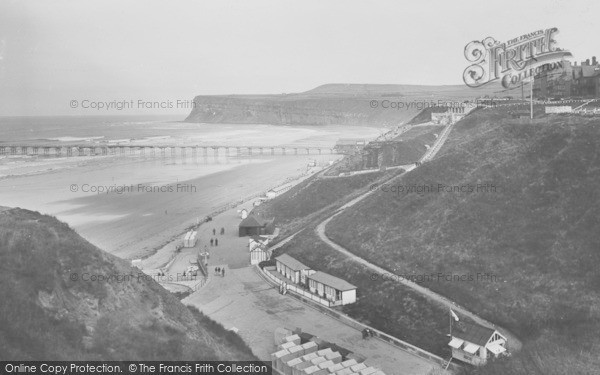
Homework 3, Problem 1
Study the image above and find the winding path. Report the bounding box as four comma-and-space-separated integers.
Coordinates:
313, 126, 523, 352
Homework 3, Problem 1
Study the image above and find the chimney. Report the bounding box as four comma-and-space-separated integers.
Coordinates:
593, 56, 598, 65
574, 61, 578, 66
586, 59, 590, 66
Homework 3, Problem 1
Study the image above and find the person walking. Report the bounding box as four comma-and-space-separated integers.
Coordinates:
210, 238, 214, 246
222, 268, 225, 277
213, 228, 216, 235
220, 227, 225, 235
215, 238, 218, 246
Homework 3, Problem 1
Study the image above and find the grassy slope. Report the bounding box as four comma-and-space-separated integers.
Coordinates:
273, 229, 449, 356
325, 110, 600, 374
252, 171, 398, 236
385, 125, 442, 165
0, 208, 256, 361
323, 125, 442, 176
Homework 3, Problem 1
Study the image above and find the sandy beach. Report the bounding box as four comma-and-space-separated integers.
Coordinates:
0, 121, 385, 260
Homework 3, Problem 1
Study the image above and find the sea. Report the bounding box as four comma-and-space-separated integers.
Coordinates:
0, 115, 384, 258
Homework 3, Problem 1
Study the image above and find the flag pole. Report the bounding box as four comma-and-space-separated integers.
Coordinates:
530, 76, 534, 120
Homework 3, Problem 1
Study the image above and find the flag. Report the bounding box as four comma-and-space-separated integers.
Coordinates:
450, 309, 459, 322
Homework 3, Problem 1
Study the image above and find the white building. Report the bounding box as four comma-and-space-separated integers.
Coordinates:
448, 321, 508, 366
307, 271, 357, 306
250, 244, 271, 265
275, 254, 313, 284
183, 230, 197, 248
249, 235, 271, 265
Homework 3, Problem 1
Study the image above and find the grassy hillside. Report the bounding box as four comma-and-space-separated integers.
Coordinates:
325, 110, 600, 374
0, 207, 256, 361
273, 229, 450, 356
253, 172, 396, 236
305, 83, 500, 98
384, 125, 442, 165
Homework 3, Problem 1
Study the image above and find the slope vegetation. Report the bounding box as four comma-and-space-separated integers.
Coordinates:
325, 110, 600, 374
0, 207, 256, 360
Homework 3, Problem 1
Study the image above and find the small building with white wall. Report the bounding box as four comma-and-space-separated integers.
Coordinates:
275, 254, 313, 284
183, 230, 197, 248
249, 235, 272, 265
448, 321, 508, 366
307, 271, 357, 306
250, 244, 271, 265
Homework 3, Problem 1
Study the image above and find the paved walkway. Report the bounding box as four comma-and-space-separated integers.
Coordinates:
184, 267, 442, 375
314, 156, 523, 352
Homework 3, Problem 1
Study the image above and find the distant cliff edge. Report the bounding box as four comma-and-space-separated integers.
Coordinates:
184, 83, 498, 126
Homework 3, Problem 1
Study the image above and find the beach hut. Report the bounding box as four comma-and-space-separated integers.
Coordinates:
250, 243, 271, 265
307, 271, 357, 305
183, 230, 197, 247
276, 254, 313, 285
448, 321, 508, 366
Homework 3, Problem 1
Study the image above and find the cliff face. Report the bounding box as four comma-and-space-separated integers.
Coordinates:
0, 207, 256, 361
185, 95, 418, 126
184, 84, 500, 126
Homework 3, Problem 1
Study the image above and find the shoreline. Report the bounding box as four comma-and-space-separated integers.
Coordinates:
137, 165, 325, 271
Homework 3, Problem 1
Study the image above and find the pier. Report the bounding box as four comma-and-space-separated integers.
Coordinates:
0, 144, 339, 158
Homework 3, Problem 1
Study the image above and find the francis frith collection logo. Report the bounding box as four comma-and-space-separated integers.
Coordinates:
463, 27, 572, 89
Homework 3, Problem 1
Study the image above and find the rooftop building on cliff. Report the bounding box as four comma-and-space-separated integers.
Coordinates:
533, 57, 600, 99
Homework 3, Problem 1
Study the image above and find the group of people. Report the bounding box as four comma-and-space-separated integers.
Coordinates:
210, 227, 225, 247
214, 267, 226, 277
209, 228, 227, 277
362, 328, 375, 339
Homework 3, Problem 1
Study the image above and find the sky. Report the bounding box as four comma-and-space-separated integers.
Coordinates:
0, 0, 598, 116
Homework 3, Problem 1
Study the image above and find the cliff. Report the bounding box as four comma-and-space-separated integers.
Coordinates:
0, 207, 257, 361
184, 83, 499, 126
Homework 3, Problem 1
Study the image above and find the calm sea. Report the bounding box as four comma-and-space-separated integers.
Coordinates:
0, 115, 186, 143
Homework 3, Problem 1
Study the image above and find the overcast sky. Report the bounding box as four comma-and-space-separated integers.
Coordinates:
0, 0, 598, 116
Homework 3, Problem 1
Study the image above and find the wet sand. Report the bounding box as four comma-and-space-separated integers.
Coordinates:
0, 154, 324, 259
0, 122, 385, 260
